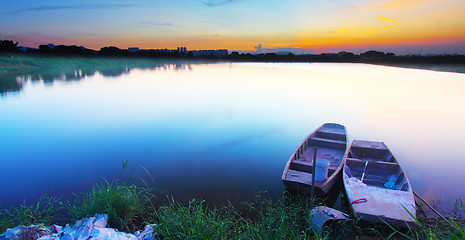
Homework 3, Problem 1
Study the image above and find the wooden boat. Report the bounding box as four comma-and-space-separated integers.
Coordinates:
343, 140, 416, 227
282, 123, 348, 195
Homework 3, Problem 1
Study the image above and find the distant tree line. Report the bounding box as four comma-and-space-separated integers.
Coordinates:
227, 50, 465, 64
1, 38, 464, 64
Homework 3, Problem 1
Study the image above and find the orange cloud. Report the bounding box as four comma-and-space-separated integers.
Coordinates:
378, 16, 401, 23
372, 0, 437, 10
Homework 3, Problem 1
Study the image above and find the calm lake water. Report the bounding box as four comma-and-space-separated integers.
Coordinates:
1, 61, 464, 211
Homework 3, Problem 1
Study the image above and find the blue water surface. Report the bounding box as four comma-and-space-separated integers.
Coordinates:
1, 62, 464, 210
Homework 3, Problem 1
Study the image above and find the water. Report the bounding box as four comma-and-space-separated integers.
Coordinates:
1, 61, 464, 211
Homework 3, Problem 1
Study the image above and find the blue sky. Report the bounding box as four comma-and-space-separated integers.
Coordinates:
1, 0, 464, 54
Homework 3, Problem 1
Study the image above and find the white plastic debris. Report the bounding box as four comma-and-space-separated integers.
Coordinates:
0, 214, 156, 240
134, 224, 156, 240
348, 177, 366, 186
0, 224, 50, 240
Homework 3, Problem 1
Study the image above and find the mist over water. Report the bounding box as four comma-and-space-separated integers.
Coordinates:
1, 62, 464, 211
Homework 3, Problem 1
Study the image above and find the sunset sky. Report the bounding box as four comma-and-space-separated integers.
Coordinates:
1, 0, 464, 55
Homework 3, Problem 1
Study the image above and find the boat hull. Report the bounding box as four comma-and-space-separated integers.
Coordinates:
343, 140, 416, 228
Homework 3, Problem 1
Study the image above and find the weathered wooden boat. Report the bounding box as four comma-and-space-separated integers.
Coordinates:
343, 140, 416, 227
282, 123, 348, 195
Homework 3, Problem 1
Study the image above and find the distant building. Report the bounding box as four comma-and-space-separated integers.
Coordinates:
192, 49, 228, 56
177, 47, 187, 53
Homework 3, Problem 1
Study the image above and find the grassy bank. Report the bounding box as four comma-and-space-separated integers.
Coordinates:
0, 55, 175, 75
0, 55, 187, 95
1, 183, 463, 239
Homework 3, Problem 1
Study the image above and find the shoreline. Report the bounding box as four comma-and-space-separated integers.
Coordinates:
2, 54, 465, 74
2, 55, 464, 96
1, 182, 464, 239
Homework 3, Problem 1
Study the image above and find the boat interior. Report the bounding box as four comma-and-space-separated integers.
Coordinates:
287, 124, 347, 181
345, 141, 410, 191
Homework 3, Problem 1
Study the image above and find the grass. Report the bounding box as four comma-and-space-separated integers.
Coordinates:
68, 181, 154, 232
1, 185, 464, 239
0, 55, 169, 74
0, 55, 202, 95
0, 194, 64, 233
0, 55, 179, 92
381, 205, 465, 240
68, 159, 155, 232
153, 198, 239, 239
240, 192, 313, 239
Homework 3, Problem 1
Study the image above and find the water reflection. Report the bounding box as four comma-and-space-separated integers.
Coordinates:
0, 62, 464, 213
0, 60, 193, 95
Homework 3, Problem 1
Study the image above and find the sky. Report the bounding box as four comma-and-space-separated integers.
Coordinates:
1, 0, 464, 55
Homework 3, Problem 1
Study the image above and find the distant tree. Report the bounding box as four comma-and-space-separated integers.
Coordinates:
52, 45, 83, 55
0, 39, 19, 52
39, 45, 51, 53
229, 51, 240, 59
361, 50, 386, 58
99, 46, 124, 56
337, 51, 355, 56
386, 52, 395, 57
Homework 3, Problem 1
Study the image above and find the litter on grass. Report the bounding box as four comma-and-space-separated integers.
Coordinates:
0, 214, 156, 240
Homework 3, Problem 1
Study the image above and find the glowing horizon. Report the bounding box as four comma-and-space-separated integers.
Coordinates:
1, 0, 464, 55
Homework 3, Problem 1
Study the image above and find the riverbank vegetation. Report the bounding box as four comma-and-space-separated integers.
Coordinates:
1, 183, 464, 239
0, 56, 190, 95
2, 55, 464, 96
1, 54, 464, 80
0, 55, 179, 76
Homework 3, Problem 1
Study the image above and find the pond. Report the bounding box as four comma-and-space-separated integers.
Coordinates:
1, 61, 464, 212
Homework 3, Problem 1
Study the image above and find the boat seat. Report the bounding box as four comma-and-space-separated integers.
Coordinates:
290, 159, 313, 173
349, 145, 390, 161
315, 130, 346, 141
285, 170, 316, 185
292, 158, 339, 172
308, 137, 346, 150
289, 160, 336, 176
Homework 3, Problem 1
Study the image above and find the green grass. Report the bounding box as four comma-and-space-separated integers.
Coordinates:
1, 185, 464, 239
68, 160, 154, 232
68, 181, 154, 232
0, 161, 463, 238
0, 194, 63, 233
240, 192, 313, 239
153, 198, 239, 239
381, 205, 465, 240
0, 55, 168, 74
0, 55, 188, 96
0, 55, 177, 88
